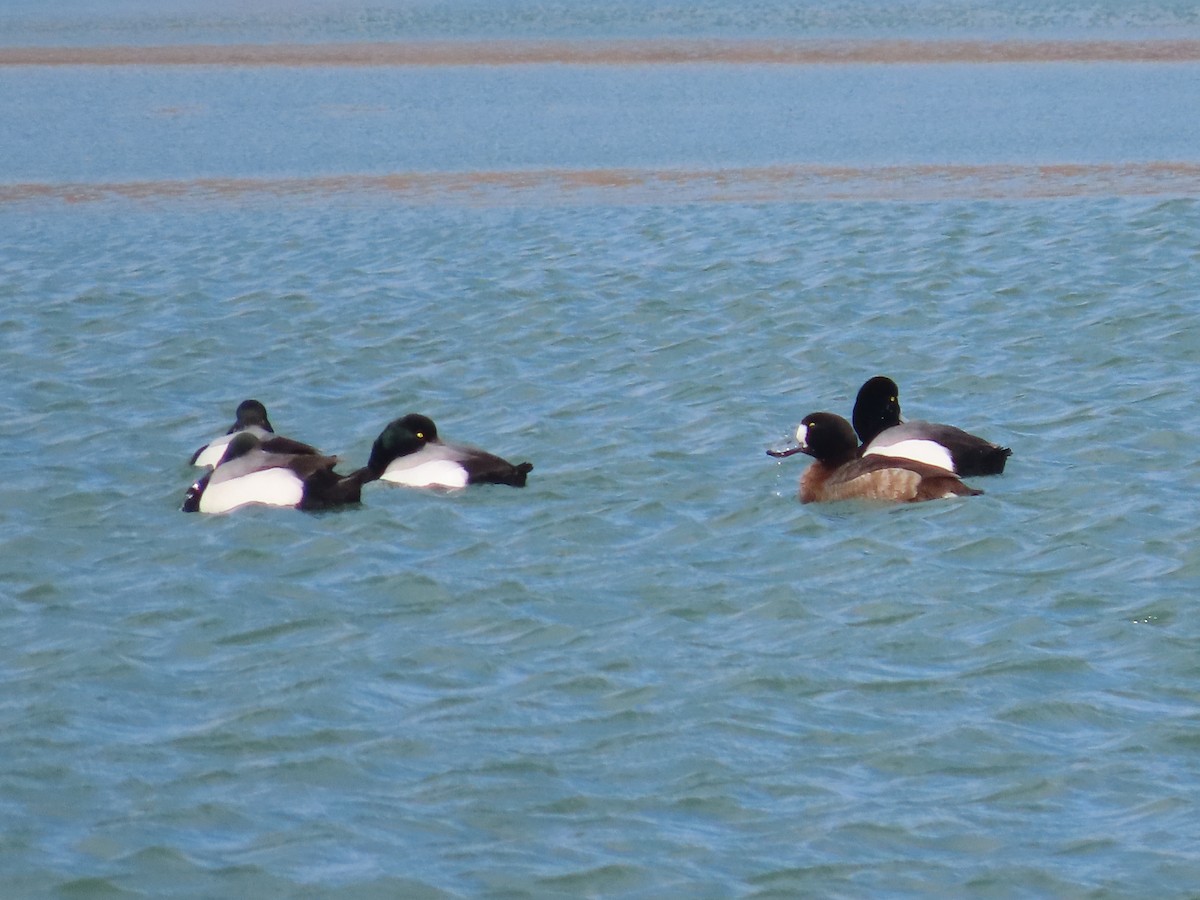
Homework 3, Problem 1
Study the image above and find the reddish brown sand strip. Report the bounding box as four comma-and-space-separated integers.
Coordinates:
4, 164, 1200, 206
3, 40, 1200, 67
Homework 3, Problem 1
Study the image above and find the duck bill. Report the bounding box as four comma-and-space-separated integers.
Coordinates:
767, 422, 808, 459
766, 444, 804, 459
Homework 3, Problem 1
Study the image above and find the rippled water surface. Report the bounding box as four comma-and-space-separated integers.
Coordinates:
4, 2, 1200, 897
6, 191, 1200, 896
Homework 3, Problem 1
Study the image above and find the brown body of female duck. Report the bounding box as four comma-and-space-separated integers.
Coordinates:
770, 412, 982, 504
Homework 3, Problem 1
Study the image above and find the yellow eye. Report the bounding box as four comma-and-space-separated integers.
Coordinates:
416, 432, 425, 439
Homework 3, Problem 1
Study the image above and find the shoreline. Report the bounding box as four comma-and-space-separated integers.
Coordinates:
5, 163, 1200, 205
4, 39, 1200, 67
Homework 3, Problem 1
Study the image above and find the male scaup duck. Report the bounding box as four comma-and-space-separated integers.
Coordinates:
768, 412, 982, 504
189, 399, 320, 468
852, 376, 1012, 477
363, 413, 532, 489
182, 432, 369, 513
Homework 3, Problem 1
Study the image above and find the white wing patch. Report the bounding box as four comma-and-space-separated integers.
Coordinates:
199, 468, 305, 513
863, 439, 955, 473
381, 459, 469, 489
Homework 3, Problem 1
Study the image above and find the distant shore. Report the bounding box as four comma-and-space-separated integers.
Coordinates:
3, 39, 1200, 67
6, 164, 1200, 205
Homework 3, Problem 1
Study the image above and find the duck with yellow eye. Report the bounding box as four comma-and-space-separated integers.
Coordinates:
852, 376, 1011, 477
363, 413, 532, 489
768, 412, 981, 504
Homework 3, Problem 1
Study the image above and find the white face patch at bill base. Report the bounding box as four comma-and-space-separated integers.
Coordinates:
863, 438, 955, 473
381, 459, 470, 489
199, 467, 305, 513
794, 423, 809, 448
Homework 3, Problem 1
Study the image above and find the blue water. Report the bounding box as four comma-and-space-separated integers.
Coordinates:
5, 63, 1200, 183
4, 0, 1200, 44
4, 4, 1200, 897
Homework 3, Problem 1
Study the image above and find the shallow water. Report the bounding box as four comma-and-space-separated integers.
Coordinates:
4, 0, 1200, 44
4, 3, 1200, 897
4, 59, 1200, 183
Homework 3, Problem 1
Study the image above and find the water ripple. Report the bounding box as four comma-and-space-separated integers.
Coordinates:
4, 195, 1200, 895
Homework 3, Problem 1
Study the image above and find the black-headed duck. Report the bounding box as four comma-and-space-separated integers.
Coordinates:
769, 412, 982, 504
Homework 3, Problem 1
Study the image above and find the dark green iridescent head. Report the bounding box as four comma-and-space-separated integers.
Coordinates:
367, 414, 439, 473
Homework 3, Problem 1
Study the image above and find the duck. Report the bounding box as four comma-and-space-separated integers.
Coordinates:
852, 376, 1011, 477
182, 432, 369, 513
767, 412, 982, 504
189, 399, 320, 468
362, 413, 532, 489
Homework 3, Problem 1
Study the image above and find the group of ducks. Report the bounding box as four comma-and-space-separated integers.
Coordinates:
183, 375, 1010, 514
767, 376, 1012, 503
182, 400, 533, 513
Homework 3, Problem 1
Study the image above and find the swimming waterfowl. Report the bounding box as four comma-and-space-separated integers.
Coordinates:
189, 399, 320, 468
852, 376, 1011, 477
768, 412, 982, 504
363, 413, 532, 489
182, 432, 368, 513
